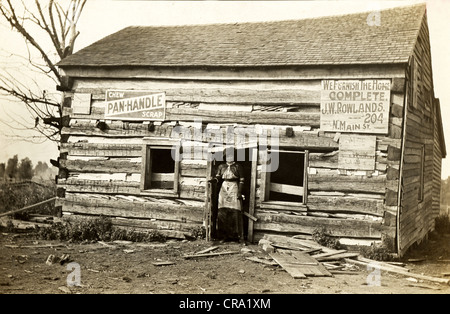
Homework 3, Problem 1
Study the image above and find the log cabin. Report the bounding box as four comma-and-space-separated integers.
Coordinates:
56, 4, 445, 256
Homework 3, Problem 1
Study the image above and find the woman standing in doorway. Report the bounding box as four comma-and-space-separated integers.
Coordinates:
209, 149, 245, 242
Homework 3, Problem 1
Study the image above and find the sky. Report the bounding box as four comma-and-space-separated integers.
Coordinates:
0, 0, 449, 178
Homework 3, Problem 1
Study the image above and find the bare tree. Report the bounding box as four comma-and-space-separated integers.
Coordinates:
0, 0, 87, 142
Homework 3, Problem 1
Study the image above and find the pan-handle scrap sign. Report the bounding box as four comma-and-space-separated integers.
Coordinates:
104, 90, 166, 121
320, 79, 391, 134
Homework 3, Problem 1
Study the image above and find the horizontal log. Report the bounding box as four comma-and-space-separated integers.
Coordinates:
72, 79, 322, 105
254, 213, 389, 239
63, 64, 407, 80
61, 143, 143, 157
308, 174, 386, 194
309, 152, 338, 169
307, 195, 384, 216
62, 194, 204, 223
61, 159, 141, 174
180, 161, 207, 177
109, 217, 200, 233
167, 108, 320, 126
61, 179, 141, 194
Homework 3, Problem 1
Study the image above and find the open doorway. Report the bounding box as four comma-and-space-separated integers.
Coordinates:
207, 146, 254, 241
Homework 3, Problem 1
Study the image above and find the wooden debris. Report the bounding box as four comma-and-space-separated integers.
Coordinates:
183, 251, 240, 259
315, 252, 360, 262
311, 249, 347, 259
152, 261, 175, 266
406, 283, 441, 290
385, 261, 406, 267
5, 243, 65, 249
344, 258, 450, 285
269, 252, 306, 279
356, 256, 410, 273
407, 258, 426, 263
246, 256, 278, 266
194, 246, 219, 255
269, 249, 332, 278
329, 270, 359, 275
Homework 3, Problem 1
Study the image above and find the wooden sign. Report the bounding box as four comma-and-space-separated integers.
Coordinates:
338, 134, 376, 170
105, 90, 166, 121
72, 93, 91, 115
321, 79, 391, 134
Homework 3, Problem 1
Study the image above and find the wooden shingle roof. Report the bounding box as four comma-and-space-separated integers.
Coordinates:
58, 4, 426, 68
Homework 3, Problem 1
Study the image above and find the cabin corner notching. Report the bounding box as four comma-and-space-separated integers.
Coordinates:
55, 4, 444, 256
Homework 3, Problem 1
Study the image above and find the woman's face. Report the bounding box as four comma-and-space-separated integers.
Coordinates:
225, 150, 234, 162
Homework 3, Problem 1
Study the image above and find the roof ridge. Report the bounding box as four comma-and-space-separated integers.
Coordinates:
121, 3, 426, 29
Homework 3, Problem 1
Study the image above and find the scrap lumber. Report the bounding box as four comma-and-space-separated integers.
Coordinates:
329, 270, 359, 275
268, 252, 306, 279
344, 258, 450, 285
311, 249, 347, 259
269, 249, 332, 278
356, 256, 410, 273
315, 252, 360, 262
194, 246, 219, 255
183, 251, 240, 259
263, 234, 333, 252
246, 256, 279, 266
152, 261, 175, 266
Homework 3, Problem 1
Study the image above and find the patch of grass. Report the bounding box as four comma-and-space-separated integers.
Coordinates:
187, 226, 206, 240
312, 227, 341, 250
360, 236, 395, 261
35, 216, 166, 243
435, 214, 450, 235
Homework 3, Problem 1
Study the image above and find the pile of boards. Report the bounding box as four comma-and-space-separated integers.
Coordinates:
252, 234, 450, 285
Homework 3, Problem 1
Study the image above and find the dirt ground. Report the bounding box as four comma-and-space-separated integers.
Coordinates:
1, 231, 449, 295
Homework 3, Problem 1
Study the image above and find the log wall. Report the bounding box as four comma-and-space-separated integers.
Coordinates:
57, 66, 406, 244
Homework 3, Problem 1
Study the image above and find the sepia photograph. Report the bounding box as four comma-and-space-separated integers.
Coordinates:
0, 0, 449, 301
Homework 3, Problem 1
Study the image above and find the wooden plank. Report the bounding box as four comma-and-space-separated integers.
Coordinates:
263, 234, 338, 254
194, 247, 219, 255
246, 256, 279, 266
311, 249, 347, 259
152, 261, 175, 266
289, 251, 333, 277
268, 252, 307, 279
344, 259, 450, 285
314, 252, 360, 262
183, 251, 240, 259
270, 183, 303, 196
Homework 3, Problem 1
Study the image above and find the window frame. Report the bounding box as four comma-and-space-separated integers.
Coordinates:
140, 137, 181, 197
260, 148, 309, 209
